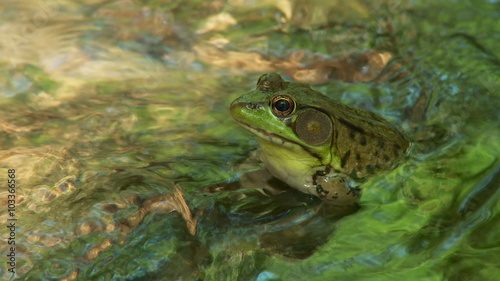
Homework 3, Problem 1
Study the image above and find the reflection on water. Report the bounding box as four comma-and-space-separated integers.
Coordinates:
0, 0, 499, 280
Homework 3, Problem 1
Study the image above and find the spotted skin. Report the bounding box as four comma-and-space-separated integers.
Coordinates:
335, 115, 409, 179
230, 73, 410, 204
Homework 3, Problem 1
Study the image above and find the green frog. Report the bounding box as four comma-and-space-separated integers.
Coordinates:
230, 73, 410, 204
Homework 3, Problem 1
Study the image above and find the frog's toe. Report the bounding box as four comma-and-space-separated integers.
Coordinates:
315, 176, 361, 205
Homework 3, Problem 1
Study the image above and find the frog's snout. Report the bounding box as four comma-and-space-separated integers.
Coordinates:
230, 98, 266, 122
231, 100, 262, 113
229, 98, 240, 112
229, 98, 244, 119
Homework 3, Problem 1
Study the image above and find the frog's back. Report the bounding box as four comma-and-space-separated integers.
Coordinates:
328, 100, 410, 178
284, 81, 410, 179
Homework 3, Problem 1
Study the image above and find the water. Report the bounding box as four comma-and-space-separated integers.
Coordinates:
0, 0, 499, 280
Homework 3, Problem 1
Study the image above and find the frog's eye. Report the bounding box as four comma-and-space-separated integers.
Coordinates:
257, 73, 285, 92
271, 95, 295, 117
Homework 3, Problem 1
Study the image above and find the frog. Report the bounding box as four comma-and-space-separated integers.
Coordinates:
230, 73, 410, 205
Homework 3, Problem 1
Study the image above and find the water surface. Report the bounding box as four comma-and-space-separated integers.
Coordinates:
0, 0, 499, 280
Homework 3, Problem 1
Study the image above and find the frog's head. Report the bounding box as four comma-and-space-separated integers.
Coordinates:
230, 73, 335, 164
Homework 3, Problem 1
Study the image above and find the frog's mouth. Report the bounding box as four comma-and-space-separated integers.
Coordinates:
235, 120, 303, 150
236, 120, 327, 164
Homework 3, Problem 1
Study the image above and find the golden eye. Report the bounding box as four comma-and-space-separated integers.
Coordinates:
271, 95, 295, 117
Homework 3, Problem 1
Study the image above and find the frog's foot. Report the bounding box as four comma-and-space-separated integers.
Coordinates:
203, 169, 290, 196
314, 174, 361, 205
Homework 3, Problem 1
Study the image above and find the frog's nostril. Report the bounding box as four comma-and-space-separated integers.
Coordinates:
245, 103, 261, 110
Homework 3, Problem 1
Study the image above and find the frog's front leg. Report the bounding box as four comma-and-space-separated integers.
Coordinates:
313, 170, 361, 205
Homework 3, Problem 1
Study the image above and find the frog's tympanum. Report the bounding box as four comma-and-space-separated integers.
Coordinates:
230, 73, 410, 204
